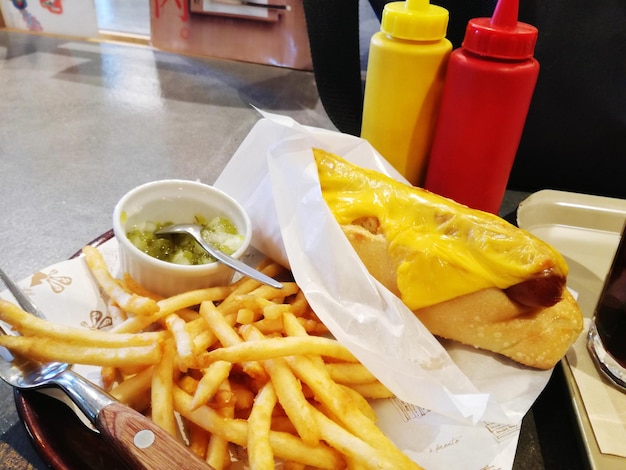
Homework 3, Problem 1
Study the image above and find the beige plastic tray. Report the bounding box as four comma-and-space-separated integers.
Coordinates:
518, 189, 626, 470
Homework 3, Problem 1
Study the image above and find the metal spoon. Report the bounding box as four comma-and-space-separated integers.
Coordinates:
154, 223, 283, 289
0, 268, 211, 470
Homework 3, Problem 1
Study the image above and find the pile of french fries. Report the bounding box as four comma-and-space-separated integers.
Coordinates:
0, 245, 422, 470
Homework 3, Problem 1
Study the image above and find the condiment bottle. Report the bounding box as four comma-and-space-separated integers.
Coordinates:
360, 0, 451, 186
424, 0, 539, 214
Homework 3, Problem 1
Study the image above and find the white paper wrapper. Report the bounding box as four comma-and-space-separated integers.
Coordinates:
214, 110, 554, 427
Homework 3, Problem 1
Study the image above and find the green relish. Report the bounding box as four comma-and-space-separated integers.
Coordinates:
126, 215, 243, 265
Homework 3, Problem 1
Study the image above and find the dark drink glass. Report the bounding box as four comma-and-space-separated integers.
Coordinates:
588, 221, 626, 390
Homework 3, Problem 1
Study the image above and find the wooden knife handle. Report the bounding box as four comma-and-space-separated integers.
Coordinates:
96, 402, 212, 470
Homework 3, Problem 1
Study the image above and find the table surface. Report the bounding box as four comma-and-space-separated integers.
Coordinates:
0, 29, 588, 470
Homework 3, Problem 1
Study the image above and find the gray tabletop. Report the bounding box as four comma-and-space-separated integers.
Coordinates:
0, 30, 583, 470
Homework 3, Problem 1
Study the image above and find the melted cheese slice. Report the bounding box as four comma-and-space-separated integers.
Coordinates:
314, 149, 568, 310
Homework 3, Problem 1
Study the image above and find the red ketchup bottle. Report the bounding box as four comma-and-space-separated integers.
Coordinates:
424, 0, 539, 214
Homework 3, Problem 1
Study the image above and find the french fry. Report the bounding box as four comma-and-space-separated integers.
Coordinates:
247, 381, 277, 470
0, 335, 161, 367
151, 340, 178, 438
190, 360, 232, 410
0, 299, 165, 347
100, 365, 118, 391
344, 381, 395, 399
206, 427, 230, 470
109, 365, 154, 410
158, 286, 235, 317
82, 245, 159, 316
206, 379, 235, 470
235, 307, 257, 324
324, 362, 378, 385
198, 335, 358, 367
165, 314, 194, 372
282, 311, 310, 337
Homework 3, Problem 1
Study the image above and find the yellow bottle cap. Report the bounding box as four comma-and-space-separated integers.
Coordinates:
381, 0, 449, 41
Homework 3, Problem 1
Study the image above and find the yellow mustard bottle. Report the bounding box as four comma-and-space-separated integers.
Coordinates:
360, 0, 451, 186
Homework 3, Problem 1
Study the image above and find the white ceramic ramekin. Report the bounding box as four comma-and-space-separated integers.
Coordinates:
112, 179, 252, 297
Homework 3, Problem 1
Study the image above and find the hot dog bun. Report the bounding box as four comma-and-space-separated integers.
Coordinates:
415, 287, 582, 370
316, 149, 583, 369
342, 222, 583, 369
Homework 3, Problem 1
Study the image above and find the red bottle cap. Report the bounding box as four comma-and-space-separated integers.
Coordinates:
462, 0, 538, 60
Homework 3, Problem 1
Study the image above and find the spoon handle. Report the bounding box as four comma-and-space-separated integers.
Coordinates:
0, 268, 46, 319
97, 402, 212, 470
195, 238, 283, 289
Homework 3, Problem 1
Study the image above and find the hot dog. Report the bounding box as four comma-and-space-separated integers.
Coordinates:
314, 148, 583, 369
